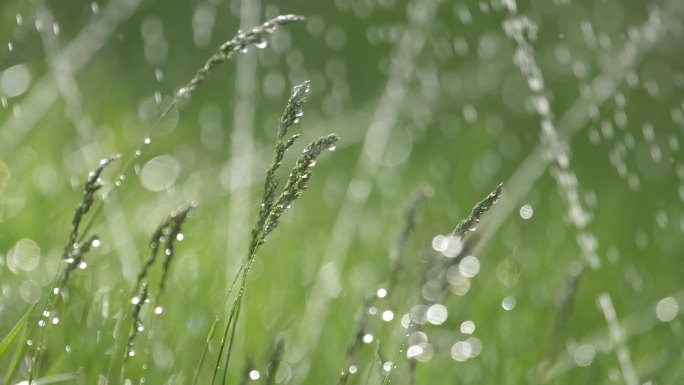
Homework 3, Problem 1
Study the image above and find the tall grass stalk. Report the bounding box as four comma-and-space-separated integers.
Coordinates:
28, 154, 120, 382
381, 183, 503, 385
338, 188, 429, 385
210, 81, 339, 384
115, 203, 196, 384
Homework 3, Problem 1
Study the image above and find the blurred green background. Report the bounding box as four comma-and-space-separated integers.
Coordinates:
1, 0, 683, 383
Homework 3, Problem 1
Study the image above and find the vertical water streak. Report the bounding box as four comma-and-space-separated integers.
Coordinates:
226, 0, 260, 285
597, 293, 639, 385
501, 1, 600, 269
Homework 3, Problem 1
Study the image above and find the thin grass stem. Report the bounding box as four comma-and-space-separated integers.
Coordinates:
211, 81, 339, 383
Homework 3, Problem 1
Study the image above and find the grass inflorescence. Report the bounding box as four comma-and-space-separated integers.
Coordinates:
28, 154, 120, 382
131, 202, 198, 304
123, 202, 196, 374
381, 183, 503, 385
177, 15, 306, 99
125, 282, 149, 361
212, 80, 339, 384
452, 182, 504, 239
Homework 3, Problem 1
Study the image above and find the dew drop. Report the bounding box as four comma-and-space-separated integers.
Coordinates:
519, 204, 534, 219
382, 310, 394, 321
154, 306, 163, 315
502, 296, 517, 311
376, 288, 387, 298
248, 370, 260, 380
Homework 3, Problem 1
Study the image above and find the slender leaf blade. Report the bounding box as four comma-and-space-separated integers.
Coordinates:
0, 303, 35, 360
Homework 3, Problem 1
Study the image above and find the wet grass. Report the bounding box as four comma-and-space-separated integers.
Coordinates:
0, 15, 502, 381
2, 4, 683, 385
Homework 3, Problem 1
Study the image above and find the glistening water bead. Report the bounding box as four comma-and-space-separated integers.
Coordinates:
376, 287, 387, 298
248, 370, 260, 380
519, 204, 534, 219
382, 310, 394, 321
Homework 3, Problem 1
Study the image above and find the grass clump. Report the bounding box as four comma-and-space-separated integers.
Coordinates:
0, 10, 522, 385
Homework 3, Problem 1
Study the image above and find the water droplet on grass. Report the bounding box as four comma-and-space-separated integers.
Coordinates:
519, 204, 534, 219
502, 296, 517, 311
248, 370, 260, 380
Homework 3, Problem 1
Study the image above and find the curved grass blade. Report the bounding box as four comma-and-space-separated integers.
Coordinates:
3, 321, 30, 385
192, 316, 220, 385
0, 303, 35, 359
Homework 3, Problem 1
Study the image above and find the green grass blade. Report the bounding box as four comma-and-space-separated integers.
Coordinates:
192, 316, 219, 385
0, 303, 35, 360
3, 315, 31, 385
